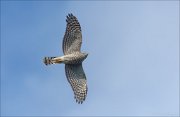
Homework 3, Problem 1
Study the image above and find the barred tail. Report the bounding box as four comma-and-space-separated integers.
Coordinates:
43, 57, 56, 65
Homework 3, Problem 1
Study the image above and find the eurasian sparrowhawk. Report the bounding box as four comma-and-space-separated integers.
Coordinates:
43, 13, 88, 104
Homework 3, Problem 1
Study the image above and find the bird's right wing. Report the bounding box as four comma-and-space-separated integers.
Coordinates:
62, 13, 82, 55
65, 64, 88, 104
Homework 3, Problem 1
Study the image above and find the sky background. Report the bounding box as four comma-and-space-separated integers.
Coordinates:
1, 1, 179, 116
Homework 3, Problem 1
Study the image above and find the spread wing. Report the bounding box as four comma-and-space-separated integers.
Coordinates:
63, 13, 82, 55
65, 64, 88, 104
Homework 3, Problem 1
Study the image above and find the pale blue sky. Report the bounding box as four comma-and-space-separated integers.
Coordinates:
1, 1, 179, 116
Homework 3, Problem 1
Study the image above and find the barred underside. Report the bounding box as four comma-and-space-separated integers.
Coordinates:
65, 64, 88, 104
63, 52, 87, 65
63, 13, 82, 55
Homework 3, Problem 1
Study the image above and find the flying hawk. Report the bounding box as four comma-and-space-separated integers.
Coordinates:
43, 13, 88, 104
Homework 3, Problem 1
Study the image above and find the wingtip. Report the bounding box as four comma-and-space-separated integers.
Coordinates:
67, 13, 76, 18
66, 13, 74, 22
67, 13, 73, 17
69, 13, 73, 16
76, 99, 83, 104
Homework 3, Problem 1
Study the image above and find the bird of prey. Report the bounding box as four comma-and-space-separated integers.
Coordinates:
43, 13, 88, 104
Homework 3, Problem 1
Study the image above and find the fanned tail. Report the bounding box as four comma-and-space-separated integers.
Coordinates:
43, 57, 56, 65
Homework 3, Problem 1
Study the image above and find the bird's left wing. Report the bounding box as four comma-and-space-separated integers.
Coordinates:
62, 13, 82, 55
65, 64, 88, 104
